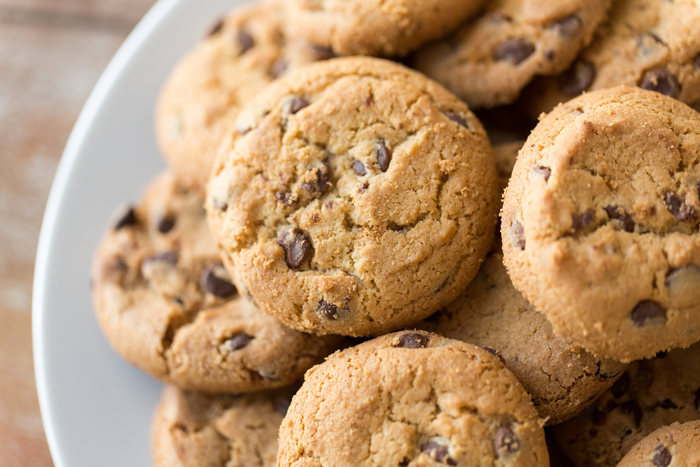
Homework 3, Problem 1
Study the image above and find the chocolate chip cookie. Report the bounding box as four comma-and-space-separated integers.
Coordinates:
521, 0, 700, 119
412, 0, 612, 108
156, 3, 330, 193
151, 384, 295, 467
281, 0, 487, 57
616, 421, 700, 467
419, 252, 627, 425
91, 172, 342, 392
502, 86, 700, 361
206, 57, 499, 337
553, 341, 700, 467
277, 331, 549, 467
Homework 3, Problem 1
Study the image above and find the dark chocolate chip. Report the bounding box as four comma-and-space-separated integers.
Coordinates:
207, 18, 224, 37
422, 441, 456, 466
395, 332, 429, 349
270, 58, 287, 78
115, 207, 137, 230
144, 251, 178, 265
444, 111, 469, 129
494, 38, 535, 65
317, 300, 339, 320
212, 198, 228, 212
657, 398, 677, 410
376, 139, 392, 172
631, 300, 666, 327
278, 227, 312, 269
157, 215, 175, 234
620, 401, 643, 427
652, 445, 672, 467
605, 205, 635, 232
640, 69, 680, 98
511, 221, 525, 250
545, 50, 555, 61
275, 191, 298, 206
301, 163, 332, 197
664, 191, 695, 222
559, 60, 595, 95
533, 165, 551, 181
358, 181, 369, 194
221, 332, 253, 352
284, 96, 310, 115
494, 424, 521, 456
611, 373, 630, 398
237, 29, 255, 54
483, 347, 506, 365
353, 159, 367, 176
201, 267, 237, 298
551, 15, 582, 37
574, 209, 595, 231
637, 32, 665, 57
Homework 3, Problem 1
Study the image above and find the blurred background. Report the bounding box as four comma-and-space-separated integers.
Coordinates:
0, 1, 156, 465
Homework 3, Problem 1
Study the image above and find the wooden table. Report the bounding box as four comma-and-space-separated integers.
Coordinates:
0, 1, 156, 464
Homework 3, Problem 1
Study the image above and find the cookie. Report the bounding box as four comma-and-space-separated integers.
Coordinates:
280, 0, 487, 57
155, 4, 330, 193
501, 86, 700, 361
616, 421, 700, 467
553, 341, 700, 467
412, 0, 612, 109
151, 384, 295, 467
521, 0, 700, 120
419, 252, 627, 425
277, 331, 549, 467
206, 57, 499, 337
91, 172, 342, 392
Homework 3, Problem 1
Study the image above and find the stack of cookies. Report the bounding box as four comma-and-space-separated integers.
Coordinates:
90, 1, 700, 466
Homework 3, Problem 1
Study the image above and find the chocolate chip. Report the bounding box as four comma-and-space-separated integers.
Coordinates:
620, 401, 643, 427
207, 18, 223, 37
220, 333, 253, 352
395, 332, 429, 348
652, 445, 672, 467
664, 191, 695, 222
301, 163, 332, 197
574, 209, 595, 231
270, 58, 287, 78
317, 300, 339, 320
637, 32, 665, 57
511, 221, 525, 250
276, 191, 298, 206
376, 139, 392, 172
115, 207, 137, 230
551, 15, 582, 37
611, 373, 630, 398
483, 347, 506, 365
494, 38, 535, 65
494, 424, 521, 456
657, 398, 677, 410
284, 96, 310, 115
605, 205, 635, 232
237, 29, 254, 54
640, 69, 680, 98
422, 440, 456, 466
278, 227, 312, 269
358, 181, 369, 194
144, 251, 178, 265
353, 159, 367, 176
212, 198, 228, 212
444, 111, 469, 129
533, 165, 551, 181
310, 44, 336, 60
201, 266, 237, 298
631, 300, 666, 327
559, 60, 595, 95
157, 215, 175, 234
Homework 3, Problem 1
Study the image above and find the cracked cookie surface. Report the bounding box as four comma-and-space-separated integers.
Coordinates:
91, 172, 342, 392
411, 0, 611, 109
151, 384, 295, 467
501, 86, 700, 361
277, 331, 549, 467
553, 342, 700, 467
156, 3, 330, 194
616, 420, 700, 467
206, 57, 499, 337
280, 0, 487, 57
418, 251, 627, 425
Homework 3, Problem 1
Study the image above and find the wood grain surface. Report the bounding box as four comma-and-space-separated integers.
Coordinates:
0, 1, 155, 465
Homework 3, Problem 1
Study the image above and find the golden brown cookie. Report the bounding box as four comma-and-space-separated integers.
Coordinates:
91, 172, 342, 392
616, 421, 700, 467
206, 57, 499, 337
502, 86, 700, 361
278, 331, 549, 467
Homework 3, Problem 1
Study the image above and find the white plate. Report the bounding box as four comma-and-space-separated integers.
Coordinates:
32, 1, 250, 465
